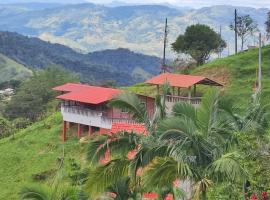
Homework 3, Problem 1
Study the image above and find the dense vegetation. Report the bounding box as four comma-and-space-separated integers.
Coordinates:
4, 66, 77, 121
0, 31, 161, 85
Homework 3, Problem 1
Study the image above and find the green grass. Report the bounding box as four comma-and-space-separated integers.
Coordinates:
0, 53, 32, 83
127, 45, 270, 107
0, 113, 86, 200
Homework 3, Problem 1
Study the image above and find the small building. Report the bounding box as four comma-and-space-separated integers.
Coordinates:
53, 83, 154, 141
54, 73, 222, 141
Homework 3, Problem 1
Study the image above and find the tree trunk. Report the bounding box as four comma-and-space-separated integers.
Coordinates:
241, 36, 244, 51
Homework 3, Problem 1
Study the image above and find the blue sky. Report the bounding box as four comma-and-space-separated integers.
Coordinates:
1, 0, 269, 8
89, 0, 269, 8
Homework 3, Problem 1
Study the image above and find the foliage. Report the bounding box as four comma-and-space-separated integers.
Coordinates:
4, 66, 77, 122
230, 14, 258, 51
266, 12, 270, 40
0, 116, 13, 138
172, 24, 226, 65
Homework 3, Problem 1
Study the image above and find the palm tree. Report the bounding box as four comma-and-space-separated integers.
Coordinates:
85, 86, 171, 199
141, 90, 246, 200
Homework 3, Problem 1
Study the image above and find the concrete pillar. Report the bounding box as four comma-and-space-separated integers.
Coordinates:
88, 126, 93, 136
62, 121, 67, 142
77, 123, 81, 138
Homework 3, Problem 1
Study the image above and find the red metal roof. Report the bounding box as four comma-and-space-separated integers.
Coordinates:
54, 83, 121, 105
110, 123, 147, 135
145, 73, 222, 88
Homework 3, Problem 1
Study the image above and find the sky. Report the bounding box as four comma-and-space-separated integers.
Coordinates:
1, 0, 269, 8
86, 0, 270, 8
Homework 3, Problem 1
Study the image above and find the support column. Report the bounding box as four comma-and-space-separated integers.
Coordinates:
172, 87, 175, 96
188, 87, 192, 104
77, 123, 81, 138
178, 88, 180, 96
193, 84, 197, 97
88, 126, 93, 137
62, 121, 67, 142
157, 85, 160, 95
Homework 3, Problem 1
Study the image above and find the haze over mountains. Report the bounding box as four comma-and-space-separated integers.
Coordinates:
0, 2, 268, 57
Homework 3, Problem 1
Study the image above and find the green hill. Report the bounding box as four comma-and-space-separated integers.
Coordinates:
193, 45, 270, 106
0, 46, 270, 199
0, 53, 32, 84
128, 45, 270, 107
0, 113, 85, 200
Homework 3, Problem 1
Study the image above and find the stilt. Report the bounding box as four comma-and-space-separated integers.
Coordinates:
88, 126, 93, 136
62, 121, 67, 142
77, 123, 81, 138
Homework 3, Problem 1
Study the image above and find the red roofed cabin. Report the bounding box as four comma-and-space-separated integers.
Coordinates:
53, 83, 154, 141
145, 73, 222, 112
54, 73, 222, 141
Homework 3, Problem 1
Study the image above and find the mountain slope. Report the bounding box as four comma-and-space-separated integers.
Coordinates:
0, 3, 268, 56
0, 113, 84, 200
0, 53, 32, 83
0, 31, 161, 85
128, 45, 270, 107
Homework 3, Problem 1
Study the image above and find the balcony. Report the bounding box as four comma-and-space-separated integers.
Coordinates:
166, 95, 202, 105
61, 105, 138, 128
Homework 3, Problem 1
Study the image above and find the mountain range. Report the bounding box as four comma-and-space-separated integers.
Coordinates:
0, 31, 161, 85
0, 3, 268, 57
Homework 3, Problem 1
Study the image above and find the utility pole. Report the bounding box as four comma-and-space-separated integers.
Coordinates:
162, 18, 168, 73
234, 9, 238, 54
219, 25, 222, 58
258, 32, 262, 93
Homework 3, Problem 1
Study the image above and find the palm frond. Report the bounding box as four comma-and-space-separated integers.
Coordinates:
172, 102, 196, 121
85, 159, 130, 199
107, 177, 131, 200
207, 152, 246, 182
142, 157, 193, 189
197, 89, 220, 135
108, 92, 147, 124
86, 134, 110, 165
19, 186, 50, 200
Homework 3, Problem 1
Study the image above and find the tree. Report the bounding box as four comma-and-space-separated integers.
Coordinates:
230, 15, 258, 51
141, 90, 245, 200
172, 24, 226, 65
266, 12, 270, 40
4, 66, 78, 122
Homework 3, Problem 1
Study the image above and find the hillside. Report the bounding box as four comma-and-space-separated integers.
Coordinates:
0, 3, 268, 56
0, 113, 85, 200
0, 53, 32, 84
128, 45, 270, 107
0, 31, 161, 85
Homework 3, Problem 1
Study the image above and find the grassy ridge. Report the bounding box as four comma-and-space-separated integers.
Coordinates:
128, 45, 270, 106
0, 53, 32, 84
194, 45, 270, 106
0, 113, 85, 200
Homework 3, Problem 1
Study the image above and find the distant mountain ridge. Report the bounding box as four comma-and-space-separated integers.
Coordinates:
0, 31, 161, 85
0, 3, 268, 57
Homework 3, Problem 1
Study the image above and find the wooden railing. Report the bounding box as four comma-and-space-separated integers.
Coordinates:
166, 95, 202, 105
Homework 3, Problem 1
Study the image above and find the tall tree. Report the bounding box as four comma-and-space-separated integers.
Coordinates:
230, 15, 258, 51
266, 11, 270, 40
172, 24, 226, 66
